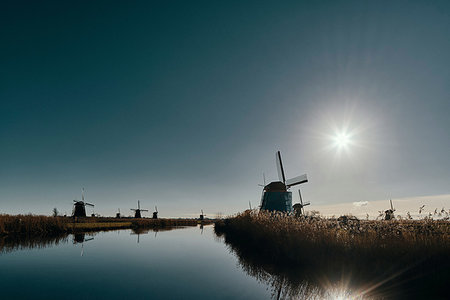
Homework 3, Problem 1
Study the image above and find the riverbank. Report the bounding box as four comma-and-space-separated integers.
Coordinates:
214, 210, 450, 299
215, 210, 450, 267
0, 214, 213, 237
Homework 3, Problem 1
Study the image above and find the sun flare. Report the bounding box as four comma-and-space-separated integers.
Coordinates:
333, 131, 351, 149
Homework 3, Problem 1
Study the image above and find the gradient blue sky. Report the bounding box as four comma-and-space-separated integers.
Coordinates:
1, 1, 449, 217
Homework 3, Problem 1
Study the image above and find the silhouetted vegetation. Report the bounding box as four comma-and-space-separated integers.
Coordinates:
0, 214, 212, 237
215, 210, 450, 299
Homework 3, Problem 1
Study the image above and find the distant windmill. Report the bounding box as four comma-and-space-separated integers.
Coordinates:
199, 209, 205, 221
116, 208, 121, 218
293, 189, 310, 216
72, 188, 94, 217
260, 151, 308, 212
153, 206, 158, 219
131, 200, 148, 218
384, 199, 396, 220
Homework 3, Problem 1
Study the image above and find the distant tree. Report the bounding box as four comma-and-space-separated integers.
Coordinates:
52, 207, 59, 217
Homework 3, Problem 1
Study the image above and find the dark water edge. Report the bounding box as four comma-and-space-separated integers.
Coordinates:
215, 226, 450, 300
0, 226, 186, 254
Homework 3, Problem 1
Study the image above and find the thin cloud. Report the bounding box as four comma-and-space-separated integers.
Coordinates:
353, 201, 368, 207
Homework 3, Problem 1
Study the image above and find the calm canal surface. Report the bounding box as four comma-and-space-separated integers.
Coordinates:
0, 226, 270, 299
0, 225, 447, 299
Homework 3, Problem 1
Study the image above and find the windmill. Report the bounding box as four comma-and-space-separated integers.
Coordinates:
116, 208, 121, 218
260, 151, 308, 212
199, 209, 205, 221
293, 189, 310, 216
153, 206, 158, 219
72, 188, 94, 217
384, 199, 396, 220
131, 200, 148, 218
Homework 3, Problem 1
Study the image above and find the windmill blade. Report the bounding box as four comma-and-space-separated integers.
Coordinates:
82, 188, 85, 202
81, 243, 84, 257
155, 206, 158, 212
85, 237, 94, 242
73, 200, 78, 203
85, 203, 94, 207
390, 199, 394, 211
249, 201, 252, 210
141, 209, 149, 212
201, 209, 204, 215
263, 172, 266, 186
298, 190, 303, 206
286, 174, 308, 187
276, 151, 286, 183
303, 202, 310, 206
131, 208, 137, 211
138, 200, 140, 210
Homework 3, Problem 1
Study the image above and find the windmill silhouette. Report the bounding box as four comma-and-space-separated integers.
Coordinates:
293, 189, 310, 216
260, 151, 308, 212
131, 200, 148, 218
152, 206, 158, 219
384, 199, 396, 220
72, 188, 94, 217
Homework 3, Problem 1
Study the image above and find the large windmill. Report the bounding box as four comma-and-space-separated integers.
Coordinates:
293, 189, 310, 216
260, 151, 308, 212
72, 188, 94, 217
152, 206, 158, 219
199, 209, 205, 221
131, 200, 148, 218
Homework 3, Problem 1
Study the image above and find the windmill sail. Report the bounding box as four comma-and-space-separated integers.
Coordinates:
276, 151, 286, 183
286, 174, 308, 187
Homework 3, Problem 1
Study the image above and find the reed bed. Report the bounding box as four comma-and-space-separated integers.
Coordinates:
215, 211, 450, 299
215, 210, 450, 263
0, 214, 210, 237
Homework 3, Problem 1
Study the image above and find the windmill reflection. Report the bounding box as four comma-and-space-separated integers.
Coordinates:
72, 233, 94, 256
130, 228, 152, 244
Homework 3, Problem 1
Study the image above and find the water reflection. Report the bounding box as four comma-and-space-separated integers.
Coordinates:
216, 230, 449, 299
0, 233, 69, 254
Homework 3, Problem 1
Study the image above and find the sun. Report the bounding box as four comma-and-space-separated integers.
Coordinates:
333, 132, 350, 149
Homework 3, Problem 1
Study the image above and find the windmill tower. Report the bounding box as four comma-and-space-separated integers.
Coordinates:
293, 189, 310, 216
72, 188, 94, 217
199, 209, 205, 221
152, 206, 158, 219
260, 151, 308, 212
384, 199, 396, 220
131, 200, 148, 218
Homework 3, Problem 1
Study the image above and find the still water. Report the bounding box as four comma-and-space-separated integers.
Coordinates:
0, 225, 447, 300
0, 226, 272, 299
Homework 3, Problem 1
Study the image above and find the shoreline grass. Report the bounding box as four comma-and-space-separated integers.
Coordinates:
0, 214, 213, 237
215, 210, 450, 265
215, 210, 450, 299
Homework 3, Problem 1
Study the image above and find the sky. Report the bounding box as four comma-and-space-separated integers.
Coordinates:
1, 0, 449, 217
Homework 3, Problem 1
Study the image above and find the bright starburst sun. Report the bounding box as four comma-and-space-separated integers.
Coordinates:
333, 132, 351, 149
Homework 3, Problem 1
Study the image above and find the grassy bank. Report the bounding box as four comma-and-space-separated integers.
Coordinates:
215, 211, 450, 299
0, 214, 212, 237
215, 210, 450, 258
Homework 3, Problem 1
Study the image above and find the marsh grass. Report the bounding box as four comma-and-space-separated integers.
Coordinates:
0, 214, 211, 237
215, 210, 449, 259
215, 211, 450, 299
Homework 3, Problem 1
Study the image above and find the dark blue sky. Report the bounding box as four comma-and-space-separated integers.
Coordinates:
1, 0, 449, 216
